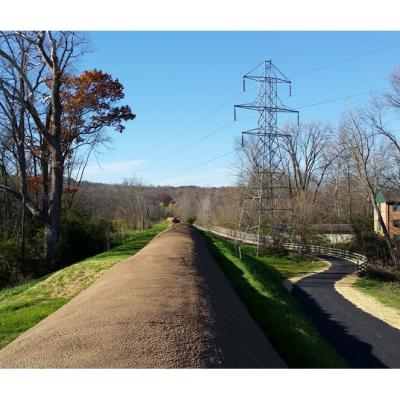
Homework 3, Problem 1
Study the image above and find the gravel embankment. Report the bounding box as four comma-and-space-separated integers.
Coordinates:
0, 223, 285, 368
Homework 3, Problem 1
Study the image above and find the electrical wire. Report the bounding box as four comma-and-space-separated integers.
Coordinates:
292, 41, 400, 78
135, 41, 399, 163
152, 86, 391, 184
132, 41, 400, 184
133, 90, 250, 159
157, 150, 235, 183
134, 120, 236, 174
296, 87, 390, 109
148, 87, 387, 176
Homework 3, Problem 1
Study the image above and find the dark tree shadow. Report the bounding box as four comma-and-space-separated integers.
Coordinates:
203, 233, 393, 368
292, 256, 391, 368
292, 284, 387, 368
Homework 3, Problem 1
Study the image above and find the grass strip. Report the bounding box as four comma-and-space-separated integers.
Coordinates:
255, 250, 326, 279
203, 231, 347, 368
354, 278, 400, 311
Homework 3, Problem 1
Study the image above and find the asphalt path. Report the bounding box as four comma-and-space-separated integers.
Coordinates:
291, 256, 400, 368
0, 224, 285, 368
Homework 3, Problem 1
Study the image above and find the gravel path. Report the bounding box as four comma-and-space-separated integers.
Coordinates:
292, 256, 400, 368
0, 224, 284, 368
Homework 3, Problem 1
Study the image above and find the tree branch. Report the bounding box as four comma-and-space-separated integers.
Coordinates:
0, 184, 42, 218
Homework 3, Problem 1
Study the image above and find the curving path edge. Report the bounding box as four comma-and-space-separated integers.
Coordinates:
291, 256, 400, 368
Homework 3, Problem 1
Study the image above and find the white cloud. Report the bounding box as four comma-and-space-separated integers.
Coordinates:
83, 159, 147, 183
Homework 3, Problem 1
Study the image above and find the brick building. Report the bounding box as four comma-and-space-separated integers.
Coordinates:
374, 190, 400, 239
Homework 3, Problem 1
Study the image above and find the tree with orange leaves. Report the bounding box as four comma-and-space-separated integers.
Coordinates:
61, 69, 136, 204
0, 32, 135, 269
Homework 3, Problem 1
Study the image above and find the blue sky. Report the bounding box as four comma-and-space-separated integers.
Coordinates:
78, 31, 400, 186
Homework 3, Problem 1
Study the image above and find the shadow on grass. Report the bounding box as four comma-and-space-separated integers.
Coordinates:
203, 232, 347, 368
0, 298, 67, 349
291, 283, 387, 368
292, 256, 393, 368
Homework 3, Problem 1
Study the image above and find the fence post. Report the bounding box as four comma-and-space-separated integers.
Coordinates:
211, 225, 367, 265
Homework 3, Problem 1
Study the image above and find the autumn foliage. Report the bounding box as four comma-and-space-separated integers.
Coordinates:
61, 69, 135, 151
23, 69, 136, 197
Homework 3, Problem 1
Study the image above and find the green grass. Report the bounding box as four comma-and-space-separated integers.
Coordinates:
0, 222, 168, 350
354, 278, 400, 310
255, 250, 327, 279
203, 231, 347, 368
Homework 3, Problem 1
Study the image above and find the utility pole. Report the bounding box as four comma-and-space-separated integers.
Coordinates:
234, 60, 299, 256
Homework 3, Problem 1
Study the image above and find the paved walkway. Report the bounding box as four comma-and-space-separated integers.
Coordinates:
292, 256, 400, 368
0, 224, 284, 368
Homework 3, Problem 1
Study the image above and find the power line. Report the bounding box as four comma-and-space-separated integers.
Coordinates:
145, 86, 390, 177
134, 90, 249, 159
292, 42, 400, 78
151, 85, 390, 184
157, 150, 235, 183
133, 41, 399, 164
296, 87, 390, 109
133, 42, 400, 183
234, 60, 298, 256
134, 120, 236, 174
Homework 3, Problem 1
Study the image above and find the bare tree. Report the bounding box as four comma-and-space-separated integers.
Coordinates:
367, 70, 400, 189
197, 193, 213, 226
0, 31, 88, 267
341, 108, 398, 268
281, 122, 336, 245
119, 177, 150, 230
0, 32, 134, 269
282, 122, 335, 203
0, 34, 39, 268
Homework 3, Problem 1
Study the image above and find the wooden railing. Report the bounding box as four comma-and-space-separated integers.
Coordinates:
284, 242, 368, 267
199, 225, 368, 269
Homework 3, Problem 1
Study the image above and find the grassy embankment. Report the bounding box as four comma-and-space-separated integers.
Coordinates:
203, 231, 347, 368
0, 222, 168, 350
354, 278, 400, 311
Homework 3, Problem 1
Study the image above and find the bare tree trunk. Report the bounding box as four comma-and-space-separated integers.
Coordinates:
18, 76, 27, 271
346, 171, 353, 221
44, 62, 64, 268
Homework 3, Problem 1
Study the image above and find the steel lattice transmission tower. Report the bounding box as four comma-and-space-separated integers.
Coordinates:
234, 60, 299, 256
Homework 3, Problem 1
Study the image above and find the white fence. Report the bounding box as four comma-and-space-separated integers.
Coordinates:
203, 225, 368, 268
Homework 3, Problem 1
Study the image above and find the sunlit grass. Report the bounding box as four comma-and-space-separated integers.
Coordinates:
203, 232, 347, 368
0, 222, 168, 349
354, 278, 400, 310
242, 245, 327, 279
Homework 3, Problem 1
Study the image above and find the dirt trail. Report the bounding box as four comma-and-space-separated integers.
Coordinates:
0, 224, 284, 368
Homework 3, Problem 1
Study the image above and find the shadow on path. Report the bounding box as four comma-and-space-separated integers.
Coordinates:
292, 256, 400, 368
